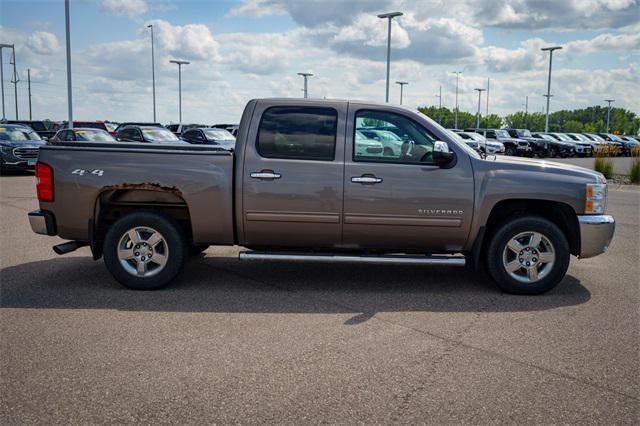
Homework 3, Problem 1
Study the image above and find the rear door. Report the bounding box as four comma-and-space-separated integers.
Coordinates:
241, 100, 346, 248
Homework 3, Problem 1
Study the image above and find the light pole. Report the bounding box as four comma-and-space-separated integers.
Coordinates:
524, 95, 528, 128
64, 0, 73, 128
395, 81, 408, 105
485, 77, 490, 116
8, 46, 19, 119
0, 44, 12, 120
170, 60, 189, 124
436, 85, 442, 108
605, 99, 615, 133
474, 88, 486, 128
377, 11, 403, 103
297, 72, 313, 98
28, 68, 32, 120
147, 24, 156, 122
452, 71, 461, 128
541, 46, 562, 132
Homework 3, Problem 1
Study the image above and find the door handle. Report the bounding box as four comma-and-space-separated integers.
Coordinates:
351, 175, 383, 184
250, 170, 281, 180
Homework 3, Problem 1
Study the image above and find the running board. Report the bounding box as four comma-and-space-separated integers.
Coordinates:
239, 251, 466, 266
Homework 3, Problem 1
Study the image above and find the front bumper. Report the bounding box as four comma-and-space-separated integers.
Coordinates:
28, 210, 57, 236
578, 215, 615, 258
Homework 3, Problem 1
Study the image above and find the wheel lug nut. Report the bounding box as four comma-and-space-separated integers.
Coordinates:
525, 247, 530, 251
526, 261, 530, 266
141, 256, 146, 261
135, 252, 140, 256
532, 258, 537, 262
519, 257, 523, 262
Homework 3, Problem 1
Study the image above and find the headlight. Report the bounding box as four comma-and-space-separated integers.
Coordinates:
585, 183, 607, 214
0, 144, 14, 154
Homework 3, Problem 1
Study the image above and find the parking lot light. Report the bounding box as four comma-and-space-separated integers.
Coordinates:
452, 71, 462, 128
605, 99, 615, 133
297, 72, 313, 99
147, 25, 156, 122
377, 11, 403, 103
541, 45, 562, 132
474, 88, 486, 128
64, 0, 73, 129
395, 81, 408, 105
169, 60, 190, 124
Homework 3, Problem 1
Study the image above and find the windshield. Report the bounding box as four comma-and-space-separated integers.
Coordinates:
607, 134, 623, 142
0, 127, 42, 141
203, 129, 234, 140
445, 130, 481, 159
75, 130, 115, 142
104, 123, 117, 132
142, 128, 179, 142
517, 129, 532, 137
495, 130, 509, 138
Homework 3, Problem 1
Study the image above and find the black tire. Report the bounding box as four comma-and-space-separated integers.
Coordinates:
505, 145, 517, 156
486, 216, 570, 295
189, 244, 209, 256
548, 147, 558, 158
103, 211, 187, 290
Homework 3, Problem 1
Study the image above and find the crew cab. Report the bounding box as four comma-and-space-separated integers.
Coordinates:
28, 99, 615, 295
506, 129, 548, 157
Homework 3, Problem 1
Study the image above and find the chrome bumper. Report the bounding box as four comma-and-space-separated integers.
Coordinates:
578, 215, 615, 258
28, 210, 57, 236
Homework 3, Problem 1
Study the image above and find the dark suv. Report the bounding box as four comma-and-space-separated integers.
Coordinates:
465, 128, 532, 156
116, 126, 186, 144
530, 133, 575, 158
506, 129, 549, 157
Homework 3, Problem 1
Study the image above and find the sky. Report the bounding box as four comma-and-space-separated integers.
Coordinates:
0, 0, 638, 124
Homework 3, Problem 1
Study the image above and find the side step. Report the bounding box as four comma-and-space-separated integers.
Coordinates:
239, 251, 466, 266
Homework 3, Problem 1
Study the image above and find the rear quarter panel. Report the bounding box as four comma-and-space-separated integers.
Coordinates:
37, 144, 235, 245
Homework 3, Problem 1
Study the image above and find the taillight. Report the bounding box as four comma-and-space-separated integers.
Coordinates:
35, 161, 54, 202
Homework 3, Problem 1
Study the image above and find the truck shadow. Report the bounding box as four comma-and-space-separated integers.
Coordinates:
1, 255, 591, 321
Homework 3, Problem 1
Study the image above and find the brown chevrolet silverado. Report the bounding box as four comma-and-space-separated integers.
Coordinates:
28, 99, 615, 294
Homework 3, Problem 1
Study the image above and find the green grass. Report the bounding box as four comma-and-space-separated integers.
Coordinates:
594, 157, 614, 179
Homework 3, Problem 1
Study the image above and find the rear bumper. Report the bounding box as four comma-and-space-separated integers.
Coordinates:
578, 215, 615, 258
28, 210, 57, 236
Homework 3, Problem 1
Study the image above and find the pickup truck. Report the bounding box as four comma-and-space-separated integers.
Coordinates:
28, 98, 615, 294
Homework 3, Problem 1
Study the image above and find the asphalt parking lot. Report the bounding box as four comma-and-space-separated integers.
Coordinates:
1, 172, 638, 424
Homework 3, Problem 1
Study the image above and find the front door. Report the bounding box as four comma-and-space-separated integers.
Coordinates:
342, 107, 474, 252
241, 101, 346, 248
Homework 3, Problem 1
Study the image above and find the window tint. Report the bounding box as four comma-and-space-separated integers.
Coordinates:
183, 130, 202, 140
257, 106, 337, 161
354, 110, 436, 164
59, 130, 74, 141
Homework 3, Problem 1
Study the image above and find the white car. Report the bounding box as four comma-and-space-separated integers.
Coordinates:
357, 129, 404, 156
354, 130, 384, 157
456, 131, 505, 154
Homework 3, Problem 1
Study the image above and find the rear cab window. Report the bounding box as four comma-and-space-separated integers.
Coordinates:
256, 106, 338, 161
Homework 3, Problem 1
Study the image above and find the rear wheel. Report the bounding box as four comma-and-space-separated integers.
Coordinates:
486, 216, 570, 294
103, 211, 187, 290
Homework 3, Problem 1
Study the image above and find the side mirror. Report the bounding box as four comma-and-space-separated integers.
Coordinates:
433, 141, 454, 165
42, 136, 49, 141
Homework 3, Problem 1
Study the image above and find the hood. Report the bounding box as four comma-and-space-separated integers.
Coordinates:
484, 155, 605, 183
0, 139, 45, 148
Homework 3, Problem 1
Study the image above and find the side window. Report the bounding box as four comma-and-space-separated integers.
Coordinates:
486, 131, 496, 139
354, 110, 436, 164
257, 106, 337, 161
59, 130, 74, 141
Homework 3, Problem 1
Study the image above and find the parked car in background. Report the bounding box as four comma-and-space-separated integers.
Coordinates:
531, 133, 575, 158
454, 131, 505, 155
353, 130, 384, 157
166, 123, 206, 136
59, 121, 117, 137
2, 120, 59, 140
617, 135, 640, 156
212, 124, 239, 137
116, 126, 186, 144
506, 129, 549, 157
582, 133, 620, 156
0, 124, 45, 173
448, 129, 479, 152
466, 128, 531, 157
181, 128, 236, 149
597, 133, 626, 155
547, 133, 592, 157
50, 128, 116, 143
114, 122, 164, 133
357, 128, 404, 157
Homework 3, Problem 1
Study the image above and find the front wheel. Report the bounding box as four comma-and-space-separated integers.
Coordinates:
486, 216, 570, 294
505, 146, 517, 156
103, 211, 187, 290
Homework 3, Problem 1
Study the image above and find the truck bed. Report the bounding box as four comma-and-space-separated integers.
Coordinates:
37, 142, 236, 245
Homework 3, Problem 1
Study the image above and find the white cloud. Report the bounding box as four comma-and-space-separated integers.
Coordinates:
26, 31, 60, 55
100, 0, 149, 19
148, 20, 220, 61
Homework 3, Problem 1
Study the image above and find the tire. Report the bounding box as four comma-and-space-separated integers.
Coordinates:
103, 211, 187, 290
486, 216, 570, 295
548, 147, 557, 158
505, 145, 517, 156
